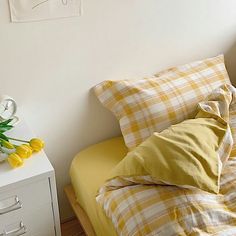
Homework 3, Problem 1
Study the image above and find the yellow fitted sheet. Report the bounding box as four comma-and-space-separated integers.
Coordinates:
70, 137, 127, 236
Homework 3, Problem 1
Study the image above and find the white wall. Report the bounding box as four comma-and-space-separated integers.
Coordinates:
0, 0, 236, 221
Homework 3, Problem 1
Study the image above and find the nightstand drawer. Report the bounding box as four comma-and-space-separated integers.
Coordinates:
0, 178, 51, 217
0, 202, 55, 236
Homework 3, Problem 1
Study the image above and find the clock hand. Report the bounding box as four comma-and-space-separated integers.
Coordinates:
3, 105, 7, 112
3, 101, 11, 111
5, 101, 9, 110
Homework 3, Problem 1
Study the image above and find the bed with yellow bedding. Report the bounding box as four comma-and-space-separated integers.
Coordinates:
68, 140, 236, 236
69, 137, 127, 236
67, 84, 236, 236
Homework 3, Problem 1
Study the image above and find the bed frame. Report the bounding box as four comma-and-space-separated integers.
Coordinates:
64, 184, 96, 236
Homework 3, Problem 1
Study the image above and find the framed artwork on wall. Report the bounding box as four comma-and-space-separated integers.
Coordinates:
9, 0, 82, 22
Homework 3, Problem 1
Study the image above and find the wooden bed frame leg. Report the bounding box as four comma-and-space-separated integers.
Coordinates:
64, 184, 96, 236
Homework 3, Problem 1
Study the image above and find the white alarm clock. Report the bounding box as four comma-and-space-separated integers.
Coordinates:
0, 95, 17, 122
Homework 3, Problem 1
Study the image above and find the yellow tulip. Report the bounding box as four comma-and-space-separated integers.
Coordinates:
16, 145, 32, 159
7, 153, 23, 168
24, 144, 33, 157
1, 140, 14, 149
29, 138, 44, 152
23, 144, 33, 154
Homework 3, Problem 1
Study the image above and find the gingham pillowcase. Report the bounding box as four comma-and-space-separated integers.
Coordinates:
94, 55, 231, 149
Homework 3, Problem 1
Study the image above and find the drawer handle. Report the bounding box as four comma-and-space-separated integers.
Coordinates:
0, 222, 26, 236
0, 196, 22, 215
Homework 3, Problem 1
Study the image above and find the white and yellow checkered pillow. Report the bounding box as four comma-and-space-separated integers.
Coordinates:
94, 55, 231, 149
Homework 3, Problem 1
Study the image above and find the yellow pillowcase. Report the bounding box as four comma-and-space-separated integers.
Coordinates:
108, 118, 227, 194
94, 55, 231, 150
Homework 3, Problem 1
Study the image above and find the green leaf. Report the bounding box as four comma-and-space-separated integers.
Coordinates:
0, 126, 13, 132
0, 133, 9, 141
0, 119, 13, 126
0, 124, 13, 128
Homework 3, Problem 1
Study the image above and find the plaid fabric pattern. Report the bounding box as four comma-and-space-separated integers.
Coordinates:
98, 161, 236, 236
230, 101, 236, 152
96, 85, 236, 236
196, 84, 235, 164
94, 55, 231, 149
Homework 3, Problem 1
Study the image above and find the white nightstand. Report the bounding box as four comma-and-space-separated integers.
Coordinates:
0, 121, 61, 236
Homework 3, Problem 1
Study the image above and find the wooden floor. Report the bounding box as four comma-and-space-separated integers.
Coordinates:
61, 218, 86, 236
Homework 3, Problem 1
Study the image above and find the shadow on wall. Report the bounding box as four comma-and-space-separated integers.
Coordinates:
225, 41, 236, 85
77, 89, 121, 150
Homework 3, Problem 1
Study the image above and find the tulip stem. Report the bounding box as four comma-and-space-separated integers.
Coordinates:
7, 137, 29, 143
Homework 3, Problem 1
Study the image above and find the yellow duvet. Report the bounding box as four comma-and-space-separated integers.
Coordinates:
97, 84, 236, 236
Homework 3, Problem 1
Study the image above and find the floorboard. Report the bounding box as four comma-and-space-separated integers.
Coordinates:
61, 218, 86, 236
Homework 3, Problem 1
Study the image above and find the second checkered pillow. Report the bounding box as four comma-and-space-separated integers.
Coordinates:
94, 55, 231, 149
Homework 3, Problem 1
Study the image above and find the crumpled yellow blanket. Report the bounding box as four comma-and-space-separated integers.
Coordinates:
97, 84, 236, 236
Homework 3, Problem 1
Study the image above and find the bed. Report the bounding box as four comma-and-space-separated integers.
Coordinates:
66, 133, 236, 236
65, 55, 236, 235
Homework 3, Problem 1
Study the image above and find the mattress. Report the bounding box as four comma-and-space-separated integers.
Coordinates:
70, 136, 127, 236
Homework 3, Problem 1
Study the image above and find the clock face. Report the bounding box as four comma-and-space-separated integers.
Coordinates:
0, 99, 17, 120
